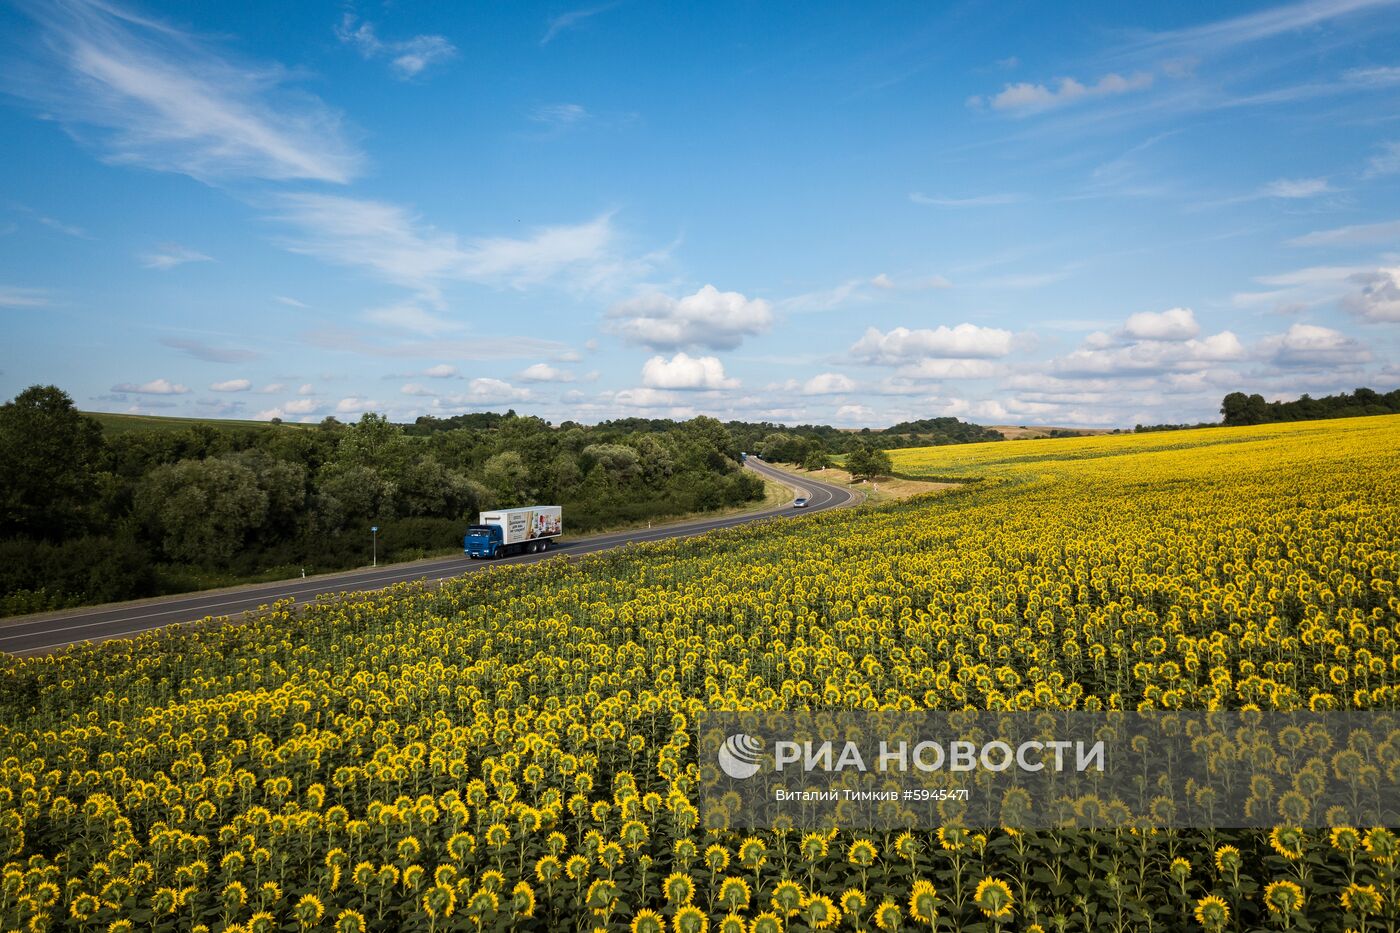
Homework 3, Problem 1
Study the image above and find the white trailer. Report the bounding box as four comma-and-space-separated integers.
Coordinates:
464, 505, 562, 558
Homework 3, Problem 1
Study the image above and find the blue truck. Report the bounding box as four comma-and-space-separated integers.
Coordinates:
464, 505, 563, 558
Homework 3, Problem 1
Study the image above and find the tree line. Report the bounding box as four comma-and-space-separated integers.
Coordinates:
0, 386, 764, 615
1220, 386, 1400, 426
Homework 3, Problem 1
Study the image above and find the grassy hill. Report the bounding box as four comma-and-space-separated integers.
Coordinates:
82, 410, 312, 434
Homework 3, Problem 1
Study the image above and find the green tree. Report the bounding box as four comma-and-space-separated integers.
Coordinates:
483, 450, 531, 506
801, 448, 832, 471
134, 458, 269, 565
581, 443, 642, 484
0, 385, 104, 540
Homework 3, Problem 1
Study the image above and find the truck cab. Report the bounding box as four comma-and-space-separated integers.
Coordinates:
464, 524, 505, 559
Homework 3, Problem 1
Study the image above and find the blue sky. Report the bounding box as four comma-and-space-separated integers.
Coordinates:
2, 0, 1398, 428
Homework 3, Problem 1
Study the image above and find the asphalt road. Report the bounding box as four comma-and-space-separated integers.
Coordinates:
0, 459, 858, 656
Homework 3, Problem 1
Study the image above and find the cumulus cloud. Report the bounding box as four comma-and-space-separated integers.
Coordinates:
1121, 307, 1200, 341
518, 363, 576, 383
335, 14, 457, 79
11, 0, 362, 184
453, 378, 532, 404
209, 378, 251, 392
640, 352, 739, 390
112, 378, 189, 394
850, 324, 1015, 364
608, 285, 773, 351
894, 359, 1001, 380
1342, 268, 1400, 322
973, 72, 1153, 114
1258, 323, 1369, 367
1051, 327, 1245, 377
834, 403, 879, 425
801, 372, 857, 395
424, 364, 458, 378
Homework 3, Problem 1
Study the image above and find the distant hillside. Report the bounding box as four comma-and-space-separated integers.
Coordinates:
990, 424, 1119, 440
84, 411, 313, 434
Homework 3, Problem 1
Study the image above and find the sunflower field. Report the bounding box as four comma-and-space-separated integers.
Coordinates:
0, 414, 1397, 932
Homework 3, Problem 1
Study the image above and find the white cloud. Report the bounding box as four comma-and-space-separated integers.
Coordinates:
0, 286, 51, 308
801, 372, 857, 395
542, 3, 619, 44
870, 273, 895, 289
271, 195, 631, 296
275, 295, 308, 308
363, 302, 462, 336
909, 192, 1022, 207
1122, 307, 1200, 341
529, 103, 589, 128
850, 324, 1015, 364
608, 285, 773, 351
335, 14, 457, 79
209, 378, 251, 392
141, 243, 212, 270
112, 378, 189, 394
974, 72, 1153, 114
1288, 219, 1400, 247
1258, 323, 1369, 367
1051, 330, 1246, 376
256, 383, 285, 394
834, 403, 880, 425
13, 0, 362, 183
160, 337, 258, 363
297, 383, 314, 396
640, 352, 739, 390
283, 398, 318, 414
453, 378, 532, 404
1365, 141, 1400, 178
400, 383, 435, 396
424, 363, 458, 378
1260, 177, 1331, 198
518, 363, 576, 383
894, 359, 1001, 380
1342, 268, 1400, 322
334, 397, 374, 414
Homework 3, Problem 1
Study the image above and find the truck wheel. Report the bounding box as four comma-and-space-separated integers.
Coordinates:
540, 539, 549, 551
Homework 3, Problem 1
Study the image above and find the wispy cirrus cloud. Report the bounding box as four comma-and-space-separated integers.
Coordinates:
0, 286, 51, 308
334, 14, 457, 79
529, 103, 589, 130
160, 337, 258, 363
909, 192, 1023, 207
8, 0, 362, 184
141, 243, 212, 269
270, 193, 648, 297
542, 2, 622, 45
1122, 0, 1400, 58
1288, 218, 1400, 246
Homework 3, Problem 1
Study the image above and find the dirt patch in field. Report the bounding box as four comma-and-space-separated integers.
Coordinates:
766, 463, 958, 504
